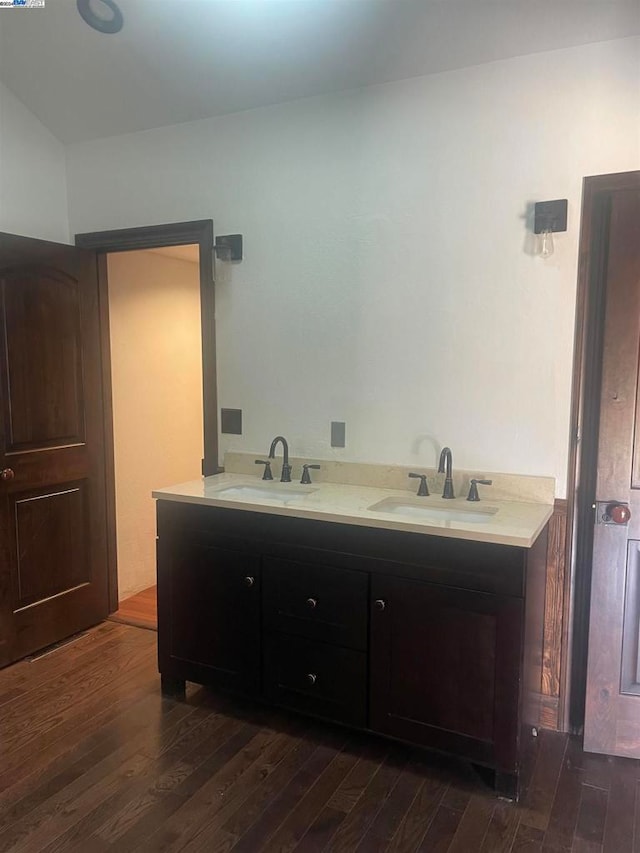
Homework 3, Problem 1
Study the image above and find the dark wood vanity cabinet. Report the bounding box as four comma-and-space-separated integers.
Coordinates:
157, 500, 547, 798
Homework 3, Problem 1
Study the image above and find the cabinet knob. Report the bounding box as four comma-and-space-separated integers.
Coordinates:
306, 597, 317, 609
0, 468, 14, 482
306, 673, 317, 685
374, 599, 386, 611
243, 576, 255, 588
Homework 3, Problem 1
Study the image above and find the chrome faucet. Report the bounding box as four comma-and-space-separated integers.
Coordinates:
268, 435, 292, 482
438, 447, 455, 499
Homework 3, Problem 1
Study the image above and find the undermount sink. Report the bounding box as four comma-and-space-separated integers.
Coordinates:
211, 483, 317, 504
367, 497, 498, 524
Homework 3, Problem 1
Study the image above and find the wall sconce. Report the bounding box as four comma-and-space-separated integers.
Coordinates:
214, 234, 243, 262
534, 199, 568, 259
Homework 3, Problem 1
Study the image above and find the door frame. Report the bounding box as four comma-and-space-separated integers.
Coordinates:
75, 220, 219, 612
564, 171, 640, 731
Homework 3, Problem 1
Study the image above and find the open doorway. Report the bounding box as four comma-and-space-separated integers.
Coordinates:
75, 219, 219, 630
107, 247, 203, 629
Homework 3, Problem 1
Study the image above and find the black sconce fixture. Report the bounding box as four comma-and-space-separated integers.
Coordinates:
214, 234, 243, 262
534, 199, 568, 259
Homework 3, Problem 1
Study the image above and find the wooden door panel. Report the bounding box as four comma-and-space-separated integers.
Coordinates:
621, 541, 640, 695
586, 523, 628, 753
585, 186, 640, 755
595, 192, 640, 501
0, 234, 108, 667
1, 269, 85, 451
11, 482, 89, 611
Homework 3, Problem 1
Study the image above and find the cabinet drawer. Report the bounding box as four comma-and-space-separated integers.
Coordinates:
262, 557, 368, 650
263, 632, 367, 726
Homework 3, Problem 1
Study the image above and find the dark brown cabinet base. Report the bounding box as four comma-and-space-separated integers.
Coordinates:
157, 500, 548, 800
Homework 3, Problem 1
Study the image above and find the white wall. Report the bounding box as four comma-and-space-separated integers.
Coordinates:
0, 81, 69, 243
67, 38, 640, 497
108, 250, 203, 599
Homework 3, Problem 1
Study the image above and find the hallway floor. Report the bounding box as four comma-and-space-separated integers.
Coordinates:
0, 621, 638, 852
109, 585, 157, 631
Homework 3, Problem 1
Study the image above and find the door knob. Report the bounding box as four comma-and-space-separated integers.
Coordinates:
0, 468, 14, 481
243, 576, 255, 588
306, 597, 317, 609
604, 503, 631, 525
374, 599, 386, 611
306, 673, 317, 685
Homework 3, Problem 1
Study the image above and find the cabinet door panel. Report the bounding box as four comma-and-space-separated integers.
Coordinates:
370, 575, 522, 771
159, 541, 261, 694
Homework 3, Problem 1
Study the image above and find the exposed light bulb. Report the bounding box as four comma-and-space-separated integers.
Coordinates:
540, 229, 554, 259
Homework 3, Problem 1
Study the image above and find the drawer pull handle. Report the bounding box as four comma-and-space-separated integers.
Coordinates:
374, 599, 386, 611
306, 597, 317, 609
306, 673, 317, 685
244, 576, 255, 588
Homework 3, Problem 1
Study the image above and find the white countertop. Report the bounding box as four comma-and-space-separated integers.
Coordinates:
153, 473, 554, 548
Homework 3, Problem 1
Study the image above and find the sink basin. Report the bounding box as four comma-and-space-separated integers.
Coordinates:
367, 497, 498, 524
211, 484, 317, 505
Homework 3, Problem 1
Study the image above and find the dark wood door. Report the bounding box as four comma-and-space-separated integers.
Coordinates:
0, 232, 108, 667
158, 539, 261, 694
584, 186, 640, 755
370, 574, 522, 772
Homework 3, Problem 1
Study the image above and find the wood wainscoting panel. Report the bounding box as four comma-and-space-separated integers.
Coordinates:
540, 499, 568, 730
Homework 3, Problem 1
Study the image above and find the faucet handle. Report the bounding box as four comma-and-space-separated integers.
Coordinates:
467, 478, 492, 502
408, 472, 429, 497
255, 459, 274, 481
301, 464, 320, 485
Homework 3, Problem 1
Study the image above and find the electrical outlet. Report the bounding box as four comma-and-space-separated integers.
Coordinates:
221, 408, 242, 435
331, 421, 346, 448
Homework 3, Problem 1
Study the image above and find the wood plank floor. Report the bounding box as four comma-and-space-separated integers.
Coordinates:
109, 585, 157, 631
1, 622, 639, 852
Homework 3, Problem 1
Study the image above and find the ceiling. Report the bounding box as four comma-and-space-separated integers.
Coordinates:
0, 0, 638, 144
147, 245, 199, 264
